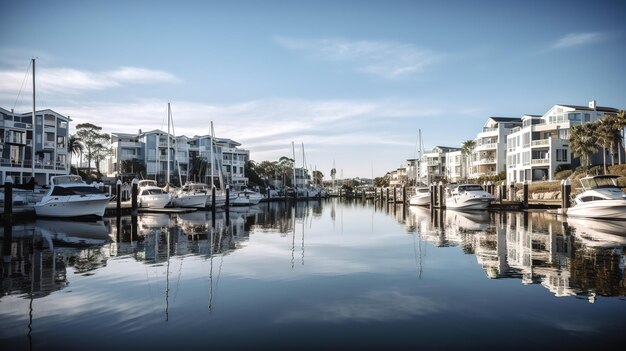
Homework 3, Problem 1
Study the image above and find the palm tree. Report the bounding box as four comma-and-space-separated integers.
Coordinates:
68, 134, 84, 174
596, 116, 622, 173
570, 123, 598, 170
607, 110, 626, 164
461, 140, 476, 181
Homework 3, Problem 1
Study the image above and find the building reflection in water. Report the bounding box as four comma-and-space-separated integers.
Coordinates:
2, 199, 625, 308
402, 206, 626, 302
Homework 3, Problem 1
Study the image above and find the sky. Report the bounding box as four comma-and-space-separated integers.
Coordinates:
1, 0, 625, 179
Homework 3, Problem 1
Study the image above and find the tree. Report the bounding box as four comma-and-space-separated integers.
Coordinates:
245, 160, 265, 188
570, 123, 598, 170
461, 139, 476, 181
68, 134, 84, 173
188, 154, 208, 183
75, 123, 110, 173
120, 158, 145, 178
603, 110, 626, 165
312, 170, 324, 185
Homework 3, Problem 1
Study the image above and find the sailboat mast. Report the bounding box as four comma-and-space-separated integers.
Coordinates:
31, 58, 36, 179
167, 103, 171, 185
301, 142, 306, 186
210, 122, 215, 188
292, 141, 296, 189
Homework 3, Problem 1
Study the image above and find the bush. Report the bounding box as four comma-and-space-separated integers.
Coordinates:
555, 169, 573, 180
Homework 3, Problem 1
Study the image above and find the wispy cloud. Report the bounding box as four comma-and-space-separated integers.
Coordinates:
275, 37, 442, 79
551, 32, 603, 49
0, 65, 180, 97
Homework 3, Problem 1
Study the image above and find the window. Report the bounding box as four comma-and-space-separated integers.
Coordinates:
584, 113, 590, 122
556, 149, 568, 162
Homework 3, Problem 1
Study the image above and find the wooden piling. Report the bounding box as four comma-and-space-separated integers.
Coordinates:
211, 186, 216, 211
393, 187, 397, 203
116, 179, 122, 217
523, 181, 529, 209
438, 181, 445, 209
131, 178, 139, 216
402, 186, 406, 204
3, 176, 13, 220
226, 186, 230, 208
561, 179, 571, 210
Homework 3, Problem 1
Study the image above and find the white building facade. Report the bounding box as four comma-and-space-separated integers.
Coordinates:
1, 107, 70, 185
470, 117, 522, 179
506, 102, 619, 183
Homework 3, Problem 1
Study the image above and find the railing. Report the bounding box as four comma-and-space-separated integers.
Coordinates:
531, 159, 549, 165
530, 139, 550, 147
44, 141, 55, 149
477, 143, 497, 150
482, 127, 497, 132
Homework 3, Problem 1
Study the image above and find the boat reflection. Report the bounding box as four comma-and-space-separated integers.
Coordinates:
403, 207, 626, 299
567, 217, 626, 248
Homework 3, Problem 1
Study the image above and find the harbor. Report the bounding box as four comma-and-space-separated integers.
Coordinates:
1, 199, 625, 350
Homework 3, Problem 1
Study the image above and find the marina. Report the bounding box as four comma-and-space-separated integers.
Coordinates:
1, 199, 625, 350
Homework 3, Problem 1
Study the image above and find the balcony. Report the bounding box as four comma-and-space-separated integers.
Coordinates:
44, 141, 56, 149
474, 158, 496, 165
531, 159, 549, 165
530, 139, 550, 147
477, 142, 497, 150
119, 141, 141, 148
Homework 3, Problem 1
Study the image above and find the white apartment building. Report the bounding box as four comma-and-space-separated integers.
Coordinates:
419, 146, 459, 184
506, 101, 619, 183
105, 130, 249, 188
470, 117, 522, 179
1, 107, 70, 185
444, 150, 464, 183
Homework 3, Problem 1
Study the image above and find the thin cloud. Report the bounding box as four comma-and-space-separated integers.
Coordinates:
275, 37, 442, 79
551, 32, 603, 49
0, 66, 180, 96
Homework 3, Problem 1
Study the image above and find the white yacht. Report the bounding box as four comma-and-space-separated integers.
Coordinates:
137, 180, 171, 208
170, 182, 211, 208
207, 191, 226, 208
445, 184, 494, 210
567, 175, 626, 220
409, 187, 431, 206
34, 175, 110, 218
230, 189, 263, 206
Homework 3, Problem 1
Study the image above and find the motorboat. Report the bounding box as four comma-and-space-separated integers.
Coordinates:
207, 188, 227, 208
170, 182, 211, 208
566, 175, 626, 220
138, 180, 171, 208
445, 184, 494, 210
230, 189, 263, 206
34, 175, 110, 218
409, 187, 431, 206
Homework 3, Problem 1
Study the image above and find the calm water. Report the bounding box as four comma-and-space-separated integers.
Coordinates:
1, 199, 625, 351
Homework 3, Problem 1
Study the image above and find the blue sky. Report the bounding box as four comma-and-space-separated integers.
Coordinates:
1, 0, 625, 178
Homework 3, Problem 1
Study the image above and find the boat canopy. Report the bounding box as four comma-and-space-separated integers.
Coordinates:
579, 175, 620, 190
51, 175, 84, 185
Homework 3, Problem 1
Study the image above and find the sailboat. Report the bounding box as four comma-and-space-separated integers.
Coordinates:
207, 122, 228, 208
170, 104, 211, 208
1, 59, 47, 212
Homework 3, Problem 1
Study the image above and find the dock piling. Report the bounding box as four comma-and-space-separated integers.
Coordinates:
523, 180, 529, 209
3, 176, 13, 220
131, 178, 139, 216
561, 179, 571, 210
438, 181, 445, 209
116, 179, 122, 217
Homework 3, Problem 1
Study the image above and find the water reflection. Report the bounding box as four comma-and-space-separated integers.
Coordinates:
1, 199, 625, 350
401, 207, 626, 300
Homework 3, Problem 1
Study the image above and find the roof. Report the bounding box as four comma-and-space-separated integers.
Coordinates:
558, 105, 619, 113
489, 117, 521, 122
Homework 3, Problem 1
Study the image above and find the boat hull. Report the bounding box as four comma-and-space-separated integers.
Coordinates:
171, 193, 210, 208
139, 195, 171, 209
35, 196, 110, 218
567, 200, 626, 220
445, 198, 491, 210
